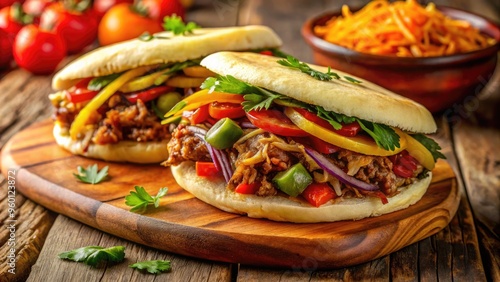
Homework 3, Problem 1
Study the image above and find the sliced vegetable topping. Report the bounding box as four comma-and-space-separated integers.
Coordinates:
126, 85, 174, 103
235, 183, 260, 194
183, 65, 216, 78
304, 147, 380, 192
302, 183, 336, 207
196, 161, 220, 177
209, 102, 246, 120
205, 118, 243, 150
182, 104, 209, 124
273, 163, 313, 197
156, 91, 183, 114
403, 133, 436, 170
285, 107, 406, 156
70, 66, 150, 139
246, 109, 308, 137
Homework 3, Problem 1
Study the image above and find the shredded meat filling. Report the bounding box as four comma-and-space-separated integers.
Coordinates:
164, 125, 211, 165
51, 92, 169, 144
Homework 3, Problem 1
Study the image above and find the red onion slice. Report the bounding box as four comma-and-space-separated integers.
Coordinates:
192, 131, 232, 183
305, 147, 379, 191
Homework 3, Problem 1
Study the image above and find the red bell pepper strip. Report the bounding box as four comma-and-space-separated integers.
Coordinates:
195, 161, 220, 177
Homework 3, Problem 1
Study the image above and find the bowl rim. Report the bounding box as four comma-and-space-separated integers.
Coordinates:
302, 5, 500, 67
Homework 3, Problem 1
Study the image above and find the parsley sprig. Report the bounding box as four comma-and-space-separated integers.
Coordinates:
58, 246, 125, 267
129, 260, 172, 274
201, 75, 400, 150
73, 164, 109, 184
125, 186, 168, 213
277, 55, 361, 83
163, 15, 200, 35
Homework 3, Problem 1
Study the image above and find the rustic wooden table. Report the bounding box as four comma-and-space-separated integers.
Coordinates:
1, 0, 499, 281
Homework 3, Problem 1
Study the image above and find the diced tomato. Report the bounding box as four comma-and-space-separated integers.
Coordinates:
183, 104, 209, 124
195, 161, 219, 177
208, 102, 246, 119
390, 150, 419, 178
126, 86, 174, 103
302, 183, 336, 207
246, 109, 308, 137
310, 136, 339, 154
235, 183, 259, 194
259, 50, 273, 56
294, 108, 361, 137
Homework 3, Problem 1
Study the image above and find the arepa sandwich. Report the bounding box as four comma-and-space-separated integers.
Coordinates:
49, 25, 282, 163
162, 51, 445, 223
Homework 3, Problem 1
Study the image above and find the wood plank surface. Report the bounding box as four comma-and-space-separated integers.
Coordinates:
0, 0, 498, 280
1, 120, 460, 269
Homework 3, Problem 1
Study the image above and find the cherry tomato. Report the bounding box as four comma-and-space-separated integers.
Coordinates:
235, 183, 259, 194
0, 4, 29, 40
302, 182, 336, 207
293, 108, 361, 137
126, 85, 174, 103
208, 102, 245, 120
13, 24, 66, 74
98, 3, 163, 46
141, 0, 185, 21
183, 104, 209, 124
195, 161, 220, 177
40, 2, 98, 54
0, 28, 12, 69
92, 0, 133, 19
0, 0, 21, 9
23, 0, 53, 18
246, 109, 308, 137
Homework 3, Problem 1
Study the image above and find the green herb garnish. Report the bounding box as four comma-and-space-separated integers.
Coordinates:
201, 75, 400, 150
277, 55, 362, 83
129, 260, 172, 274
138, 32, 171, 41
73, 164, 109, 184
163, 15, 200, 35
58, 246, 125, 267
87, 73, 122, 91
125, 186, 168, 213
411, 133, 446, 161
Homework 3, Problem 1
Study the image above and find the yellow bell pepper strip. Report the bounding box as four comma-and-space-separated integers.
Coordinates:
284, 107, 407, 156
166, 75, 207, 88
162, 90, 244, 124
183, 66, 216, 78
70, 66, 150, 139
119, 68, 172, 93
401, 133, 435, 170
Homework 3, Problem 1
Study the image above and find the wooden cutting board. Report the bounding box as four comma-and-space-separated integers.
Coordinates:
1, 120, 460, 269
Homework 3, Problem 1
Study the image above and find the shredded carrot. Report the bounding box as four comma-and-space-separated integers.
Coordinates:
314, 0, 496, 57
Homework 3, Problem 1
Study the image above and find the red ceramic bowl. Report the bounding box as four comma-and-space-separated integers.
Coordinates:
302, 6, 500, 113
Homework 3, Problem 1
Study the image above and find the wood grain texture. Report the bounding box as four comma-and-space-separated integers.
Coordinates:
1, 120, 460, 269
0, 175, 57, 282
27, 215, 232, 281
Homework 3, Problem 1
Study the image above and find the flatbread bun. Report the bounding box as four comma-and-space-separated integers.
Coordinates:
53, 26, 282, 90
201, 52, 437, 134
171, 162, 432, 223
53, 123, 168, 164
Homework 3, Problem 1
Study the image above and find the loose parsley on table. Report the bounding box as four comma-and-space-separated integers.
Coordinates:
129, 260, 172, 274
58, 246, 125, 267
125, 186, 168, 213
73, 164, 109, 184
